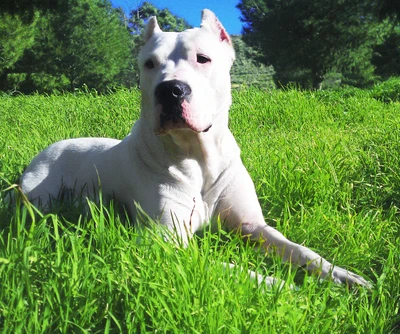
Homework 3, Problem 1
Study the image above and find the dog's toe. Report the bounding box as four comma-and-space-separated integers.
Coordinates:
331, 266, 373, 288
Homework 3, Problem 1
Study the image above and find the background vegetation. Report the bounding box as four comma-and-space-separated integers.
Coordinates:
238, 0, 400, 88
1, 0, 399, 92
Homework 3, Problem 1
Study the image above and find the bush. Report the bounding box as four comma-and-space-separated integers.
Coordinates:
369, 77, 400, 103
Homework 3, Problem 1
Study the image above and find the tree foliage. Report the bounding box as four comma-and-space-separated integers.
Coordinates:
1, 0, 133, 93
0, 12, 39, 75
1, 1, 399, 93
237, 0, 396, 89
128, 1, 191, 35
375, 0, 400, 21
372, 27, 400, 79
231, 36, 275, 88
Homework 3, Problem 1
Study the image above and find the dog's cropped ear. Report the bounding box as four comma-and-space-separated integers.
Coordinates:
200, 9, 232, 45
143, 16, 162, 42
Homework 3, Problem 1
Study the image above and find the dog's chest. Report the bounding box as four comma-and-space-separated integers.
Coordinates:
168, 159, 204, 191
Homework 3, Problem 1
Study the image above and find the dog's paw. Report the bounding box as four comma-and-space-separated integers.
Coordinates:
330, 266, 373, 288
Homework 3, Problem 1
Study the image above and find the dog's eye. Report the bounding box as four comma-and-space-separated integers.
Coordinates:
197, 54, 211, 64
144, 59, 155, 69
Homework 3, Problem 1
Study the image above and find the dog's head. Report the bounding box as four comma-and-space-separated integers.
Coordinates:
138, 9, 235, 135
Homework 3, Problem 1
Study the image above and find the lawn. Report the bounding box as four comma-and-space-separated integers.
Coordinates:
0, 82, 399, 332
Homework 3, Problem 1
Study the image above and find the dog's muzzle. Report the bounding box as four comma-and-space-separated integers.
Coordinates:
155, 80, 191, 124
154, 79, 212, 133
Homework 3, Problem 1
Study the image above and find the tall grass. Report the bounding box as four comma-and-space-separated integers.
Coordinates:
0, 84, 399, 332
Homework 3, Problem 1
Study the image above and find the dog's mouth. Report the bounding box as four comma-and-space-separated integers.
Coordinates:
158, 108, 212, 134
202, 125, 212, 132
156, 101, 212, 134
159, 105, 184, 127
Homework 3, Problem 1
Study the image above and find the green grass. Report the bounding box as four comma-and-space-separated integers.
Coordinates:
1, 84, 399, 332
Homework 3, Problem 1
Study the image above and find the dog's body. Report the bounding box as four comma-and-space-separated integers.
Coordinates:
20, 10, 370, 287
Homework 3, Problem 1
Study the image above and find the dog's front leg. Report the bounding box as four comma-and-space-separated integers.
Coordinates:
239, 222, 372, 287
217, 165, 372, 288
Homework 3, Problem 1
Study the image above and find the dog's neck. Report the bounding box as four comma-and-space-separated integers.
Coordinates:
131, 114, 239, 192
163, 124, 240, 192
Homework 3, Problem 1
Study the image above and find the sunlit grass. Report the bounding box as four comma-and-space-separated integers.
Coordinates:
0, 84, 399, 332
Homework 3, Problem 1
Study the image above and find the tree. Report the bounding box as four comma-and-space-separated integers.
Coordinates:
372, 26, 400, 79
0, 12, 38, 78
231, 36, 275, 89
371, 0, 400, 80
0, 0, 67, 90
237, 0, 386, 89
375, 0, 400, 22
128, 2, 191, 35
2, 0, 133, 93
48, 0, 133, 91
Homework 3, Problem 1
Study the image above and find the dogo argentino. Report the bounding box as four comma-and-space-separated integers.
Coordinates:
20, 9, 371, 288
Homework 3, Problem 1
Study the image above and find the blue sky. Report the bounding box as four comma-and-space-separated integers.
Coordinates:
110, 0, 243, 35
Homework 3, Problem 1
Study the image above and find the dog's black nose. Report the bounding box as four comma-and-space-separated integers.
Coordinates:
155, 80, 192, 106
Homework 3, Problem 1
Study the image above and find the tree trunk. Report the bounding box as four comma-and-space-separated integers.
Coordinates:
311, 61, 325, 90
312, 71, 324, 90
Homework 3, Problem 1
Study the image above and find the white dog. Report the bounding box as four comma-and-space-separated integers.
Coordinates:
20, 10, 371, 287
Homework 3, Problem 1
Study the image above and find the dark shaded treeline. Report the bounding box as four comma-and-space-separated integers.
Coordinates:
0, 0, 399, 93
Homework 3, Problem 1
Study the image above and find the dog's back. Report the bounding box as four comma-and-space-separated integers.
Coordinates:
20, 137, 120, 208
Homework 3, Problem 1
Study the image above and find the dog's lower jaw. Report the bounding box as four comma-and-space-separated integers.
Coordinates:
156, 114, 213, 135
155, 126, 212, 136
